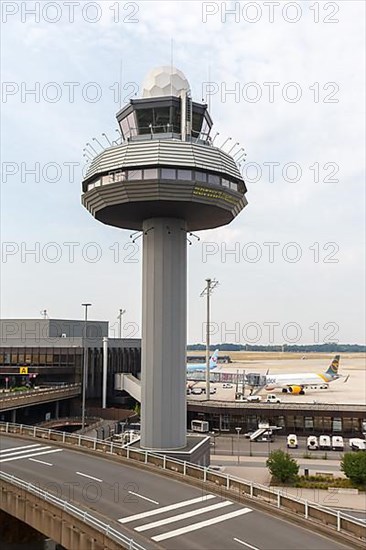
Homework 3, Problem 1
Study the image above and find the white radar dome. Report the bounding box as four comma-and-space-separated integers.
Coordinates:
142, 66, 190, 98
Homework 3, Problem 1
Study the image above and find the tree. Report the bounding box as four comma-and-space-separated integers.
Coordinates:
266, 449, 299, 483
341, 452, 366, 486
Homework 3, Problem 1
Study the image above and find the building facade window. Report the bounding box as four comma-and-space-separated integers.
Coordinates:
195, 171, 207, 182
208, 174, 220, 185
161, 168, 176, 179
177, 169, 192, 180
332, 417, 342, 432
144, 168, 158, 179
128, 169, 142, 180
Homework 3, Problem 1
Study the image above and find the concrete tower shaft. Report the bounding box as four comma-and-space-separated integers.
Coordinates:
141, 218, 187, 449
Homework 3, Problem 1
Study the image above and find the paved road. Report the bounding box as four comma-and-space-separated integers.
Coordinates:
0, 436, 354, 550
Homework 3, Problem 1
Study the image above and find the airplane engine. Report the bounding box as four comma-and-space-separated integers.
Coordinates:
288, 385, 304, 395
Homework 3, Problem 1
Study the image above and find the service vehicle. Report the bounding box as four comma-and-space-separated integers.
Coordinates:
191, 420, 209, 433
287, 434, 298, 448
307, 435, 318, 450
349, 438, 366, 451
246, 395, 261, 402
319, 435, 331, 450
331, 435, 344, 451
266, 394, 281, 403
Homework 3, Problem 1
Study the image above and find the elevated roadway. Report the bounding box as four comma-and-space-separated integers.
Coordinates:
0, 384, 81, 412
0, 433, 360, 550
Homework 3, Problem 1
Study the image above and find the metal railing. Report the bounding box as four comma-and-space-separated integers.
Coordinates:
0, 470, 146, 550
0, 422, 365, 544
187, 398, 366, 412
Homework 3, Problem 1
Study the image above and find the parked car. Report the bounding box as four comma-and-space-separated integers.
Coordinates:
245, 395, 262, 403
266, 394, 281, 404
331, 435, 344, 451
349, 438, 366, 451
307, 435, 318, 450
319, 435, 331, 450
287, 434, 298, 448
222, 383, 233, 388
191, 387, 203, 395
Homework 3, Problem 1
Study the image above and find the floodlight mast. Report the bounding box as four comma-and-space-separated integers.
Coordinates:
200, 278, 219, 400
81, 66, 248, 451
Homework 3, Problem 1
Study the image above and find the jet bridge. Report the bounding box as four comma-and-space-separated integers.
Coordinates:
246, 373, 267, 387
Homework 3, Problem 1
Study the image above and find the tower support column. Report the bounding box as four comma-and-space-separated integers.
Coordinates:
141, 217, 187, 450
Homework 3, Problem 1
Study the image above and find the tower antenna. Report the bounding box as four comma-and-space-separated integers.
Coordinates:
208, 65, 212, 113
119, 58, 123, 108
170, 38, 174, 96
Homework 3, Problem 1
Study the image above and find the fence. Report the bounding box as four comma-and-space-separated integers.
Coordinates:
0, 422, 365, 544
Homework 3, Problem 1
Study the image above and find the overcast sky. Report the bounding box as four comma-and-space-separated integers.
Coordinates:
1, 1, 365, 344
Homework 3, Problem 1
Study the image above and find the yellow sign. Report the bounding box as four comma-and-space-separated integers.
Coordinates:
19, 367, 28, 375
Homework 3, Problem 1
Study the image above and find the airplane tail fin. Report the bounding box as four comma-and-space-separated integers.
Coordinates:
325, 355, 340, 377
209, 349, 219, 369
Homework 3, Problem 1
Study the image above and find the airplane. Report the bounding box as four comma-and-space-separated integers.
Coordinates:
186, 349, 219, 372
256, 355, 347, 395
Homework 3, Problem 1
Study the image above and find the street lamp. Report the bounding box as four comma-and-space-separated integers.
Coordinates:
200, 278, 219, 400
81, 303, 92, 430
235, 427, 242, 464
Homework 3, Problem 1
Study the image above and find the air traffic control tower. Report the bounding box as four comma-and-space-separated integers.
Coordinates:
82, 66, 247, 453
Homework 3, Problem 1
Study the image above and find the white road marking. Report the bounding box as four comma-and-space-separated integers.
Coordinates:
119, 494, 216, 524
29, 458, 53, 466
136, 500, 233, 532
0, 444, 43, 455
152, 507, 252, 542
234, 537, 260, 550
128, 491, 159, 505
76, 472, 103, 483
0, 448, 63, 463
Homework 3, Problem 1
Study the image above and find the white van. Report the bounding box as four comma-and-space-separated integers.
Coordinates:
349, 438, 366, 451
287, 434, 298, 448
331, 436, 344, 451
266, 394, 281, 404
319, 435, 331, 450
307, 435, 318, 450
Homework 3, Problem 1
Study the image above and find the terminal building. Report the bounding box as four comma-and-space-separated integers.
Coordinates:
0, 318, 140, 406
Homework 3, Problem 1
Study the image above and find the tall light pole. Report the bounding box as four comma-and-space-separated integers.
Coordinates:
117, 308, 126, 339
81, 303, 92, 430
235, 426, 242, 464
200, 278, 219, 400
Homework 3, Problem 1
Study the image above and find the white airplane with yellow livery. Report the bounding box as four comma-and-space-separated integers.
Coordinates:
263, 355, 347, 395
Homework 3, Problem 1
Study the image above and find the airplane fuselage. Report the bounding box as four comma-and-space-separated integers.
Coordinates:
265, 372, 335, 390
